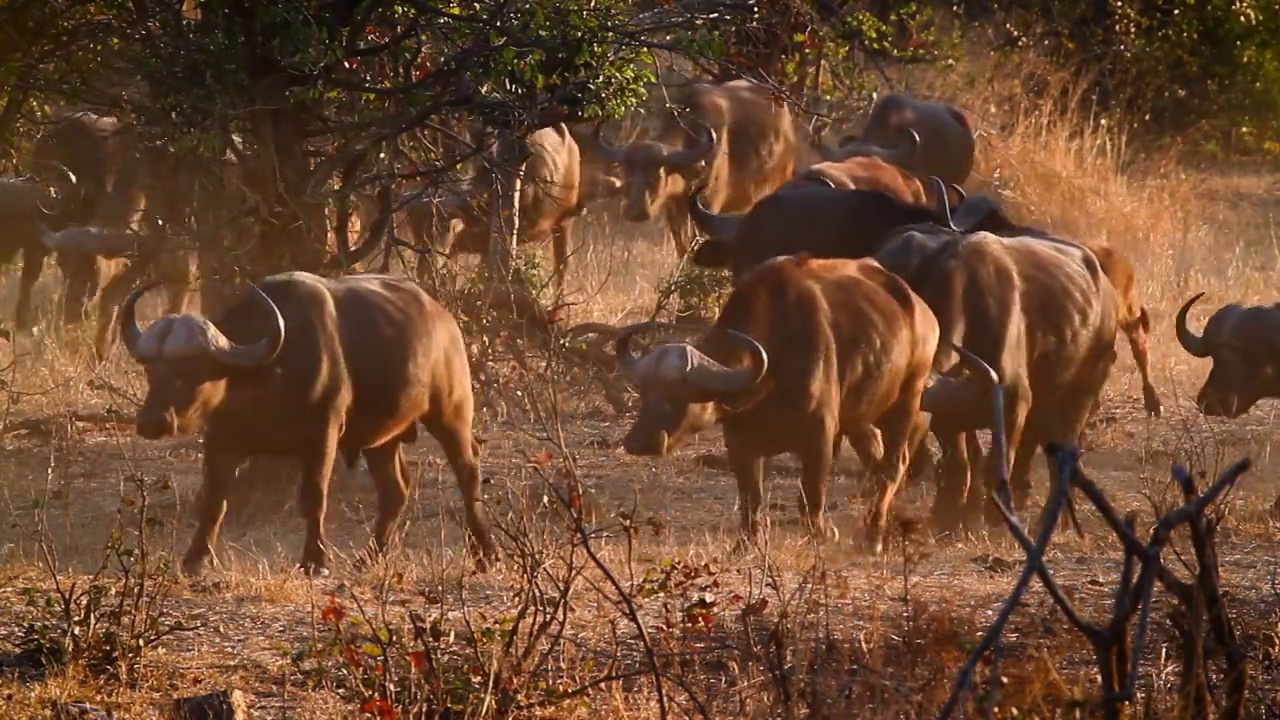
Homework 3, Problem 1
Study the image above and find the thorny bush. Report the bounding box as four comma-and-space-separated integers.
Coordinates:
4, 434, 198, 685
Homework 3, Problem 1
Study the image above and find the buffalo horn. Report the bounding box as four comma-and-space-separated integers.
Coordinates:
661, 122, 717, 168
684, 329, 769, 394
36, 163, 80, 216
613, 323, 652, 383
120, 279, 164, 361
879, 127, 921, 168
209, 284, 286, 368
688, 189, 743, 242
920, 343, 997, 416
929, 176, 960, 231
592, 122, 627, 163
1174, 292, 1211, 358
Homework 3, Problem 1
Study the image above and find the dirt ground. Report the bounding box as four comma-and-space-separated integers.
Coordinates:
1, 154, 1279, 716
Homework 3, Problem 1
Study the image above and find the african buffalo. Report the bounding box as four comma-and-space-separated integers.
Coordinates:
612, 253, 939, 555
690, 178, 1163, 420
404, 123, 583, 289
687, 182, 948, 279
118, 271, 497, 576
0, 173, 78, 331
812, 93, 976, 187
946, 193, 1163, 418
1175, 292, 1280, 417
794, 154, 928, 205
874, 224, 1119, 532
592, 78, 797, 258
39, 226, 195, 359
28, 112, 196, 331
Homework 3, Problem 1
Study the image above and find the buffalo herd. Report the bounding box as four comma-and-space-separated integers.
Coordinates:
0, 77, 1271, 572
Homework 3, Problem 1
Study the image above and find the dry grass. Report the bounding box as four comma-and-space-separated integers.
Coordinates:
2, 43, 1280, 718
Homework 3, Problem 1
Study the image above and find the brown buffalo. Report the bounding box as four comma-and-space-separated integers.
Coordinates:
946, 193, 1162, 418
1175, 292, 1280, 417
0, 173, 79, 331
29, 112, 197, 330
612, 253, 938, 554
405, 123, 583, 289
118, 271, 497, 576
567, 122, 625, 208
39, 226, 195, 359
592, 78, 797, 258
812, 93, 976, 187
687, 183, 950, 280
877, 224, 1118, 532
794, 154, 928, 205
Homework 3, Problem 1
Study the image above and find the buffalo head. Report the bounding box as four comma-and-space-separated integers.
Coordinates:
687, 188, 745, 271
121, 280, 285, 439
613, 323, 768, 456
1175, 292, 1280, 418
592, 122, 717, 222
41, 226, 148, 325
814, 127, 921, 169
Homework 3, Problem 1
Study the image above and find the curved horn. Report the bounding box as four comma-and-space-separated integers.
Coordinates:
591, 122, 627, 163
920, 343, 997, 416
209, 284, 286, 368
661, 123, 717, 168
929, 176, 959, 231
120, 279, 164, 361
688, 188, 743, 241
685, 329, 769, 394
613, 324, 649, 382
1175, 292, 1211, 358
36, 163, 80, 216
900, 128, 921, 158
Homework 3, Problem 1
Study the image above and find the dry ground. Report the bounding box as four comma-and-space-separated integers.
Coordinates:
2, 51, 1280, 719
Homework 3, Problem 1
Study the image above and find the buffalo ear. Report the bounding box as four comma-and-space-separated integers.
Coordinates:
691, 238, 731, 268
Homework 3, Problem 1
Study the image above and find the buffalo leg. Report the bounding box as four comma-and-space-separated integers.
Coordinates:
866, 401, 926, 556
725, 439, 766, 553
928, 429, 971, 536
182, 449, 247, 575
1045, 346, 1118, 532
796, 429, 838, 542
297, 430, 340, 575
421, 414, 498, 569
550, 220, 573, 293
362, 441, 411, 556
1126, 307, 1167, 415
15, 244, 48, 333
92, 270, 143, 360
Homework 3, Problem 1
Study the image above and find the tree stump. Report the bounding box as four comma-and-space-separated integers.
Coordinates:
170, 689, 250, 720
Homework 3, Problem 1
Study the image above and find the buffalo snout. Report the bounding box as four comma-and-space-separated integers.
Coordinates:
622, 425, 668, 457
136, 409, 178, 440
1195, 387, 1245, 419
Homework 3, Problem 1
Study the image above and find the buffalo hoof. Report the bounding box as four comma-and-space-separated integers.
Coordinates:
1143, 386, 1163, 419
298, 563, 331, 578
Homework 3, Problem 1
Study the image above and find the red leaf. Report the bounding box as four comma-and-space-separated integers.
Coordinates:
360, 697, 397, 719
408, 650, 428, 669
322, 594, 347, 624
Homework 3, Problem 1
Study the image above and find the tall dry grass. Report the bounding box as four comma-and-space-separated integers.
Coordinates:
0, 41, 1277, 718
